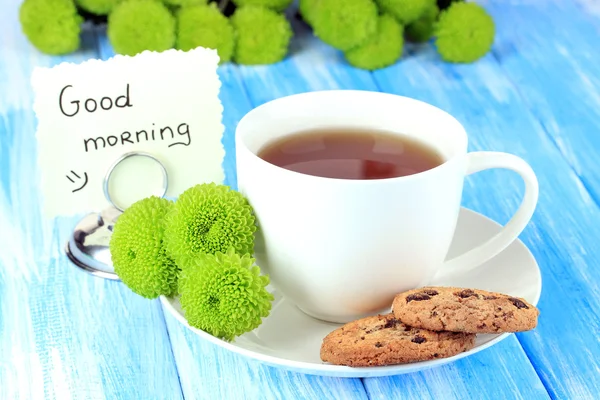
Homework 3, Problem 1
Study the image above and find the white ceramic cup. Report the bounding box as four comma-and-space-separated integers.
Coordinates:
235, 90, 538, 324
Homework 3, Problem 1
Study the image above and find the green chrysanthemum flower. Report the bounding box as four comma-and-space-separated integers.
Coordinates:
179, 249, 273, 341
434, 2, 495, 63
19, 0, 83, 55
107, 0, 176, 56
176, 4, 235, 62
231, 0, 293, 12
345, 14, 403, 70
162, 0, 207, 7
109, 196, 179, 299
231, 6, 293, 65
165, 183, 257, 267
311, 0, 378, 51
75, 0, 122, 15
375, 0, 432, 25
298, 0, 319, 26
406, 2, 439, 42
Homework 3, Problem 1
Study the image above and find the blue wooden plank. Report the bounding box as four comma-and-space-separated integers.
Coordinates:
235, 13, 549, 400
93, 32, 371, 400
370, 31, 600, 399
162, 308, 368, 400
0, 107, 183, 400
482, 0, 600, 208
1, 0, 597, 398
0, 113, 11, 200
0, 1, 183, 397
363, 337, 548, 400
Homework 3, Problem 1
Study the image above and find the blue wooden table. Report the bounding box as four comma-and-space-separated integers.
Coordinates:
1, 0, 600, 398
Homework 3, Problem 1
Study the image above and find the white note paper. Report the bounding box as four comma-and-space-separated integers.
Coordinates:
31, 48, 225, 217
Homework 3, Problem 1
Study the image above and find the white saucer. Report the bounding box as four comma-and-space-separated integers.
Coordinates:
160, 207, 542, 378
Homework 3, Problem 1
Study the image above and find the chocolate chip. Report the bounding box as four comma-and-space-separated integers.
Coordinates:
375, 342, 383, 348
432, 311, 438, 316
433, 353, 439, 358
406, 293, 431, 302
366, 324, 385, 334
360, 336, 365, 340
509, 297, 529, 309
502, 311, 514, 321
484, 295, 498, 300
477, 323, 487, 329
411, 335, 426, 344
455, 289, 477, 299
423, 289, 439, 296
383, 317, 399, 329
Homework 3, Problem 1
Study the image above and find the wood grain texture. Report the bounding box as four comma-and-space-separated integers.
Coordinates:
162, 309, 369, 400
484, 0, 600, 205
369, 8, 600, 396
2, 0, 600, 398
0, 2, 182, 399
363, 337, 548, 400
233, 13, 550, 400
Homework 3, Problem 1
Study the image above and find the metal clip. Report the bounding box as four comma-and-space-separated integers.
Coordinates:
65, 151, 169, 280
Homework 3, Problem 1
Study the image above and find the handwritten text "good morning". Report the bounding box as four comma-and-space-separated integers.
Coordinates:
59, 84, 191, 152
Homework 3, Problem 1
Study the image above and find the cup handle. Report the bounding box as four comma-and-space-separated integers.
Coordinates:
431, 151, 539, 283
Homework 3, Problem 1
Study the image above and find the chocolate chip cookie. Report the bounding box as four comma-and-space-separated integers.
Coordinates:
320, 314, 476, 367
392, 287, 539, 334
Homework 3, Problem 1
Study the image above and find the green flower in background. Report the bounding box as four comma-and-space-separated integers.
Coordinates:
375, 0, 433, 25
298, 0, 319, 26
107, 0, 176, 56
165, 183, 257, 268
19, 0, 83, 55
345, 14, 404, 70
109, 196, 179, 299
179, 249, 273, 341
19, 0, 495, 66
434, 1, 495, 63
162, 0, 208, 7
230, 6, 293, 64
176, 3, 235, 62
75, 0, 122, 15
231, 0, 293, 12
406, 1, 439, 42
310, 0, 378, 51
